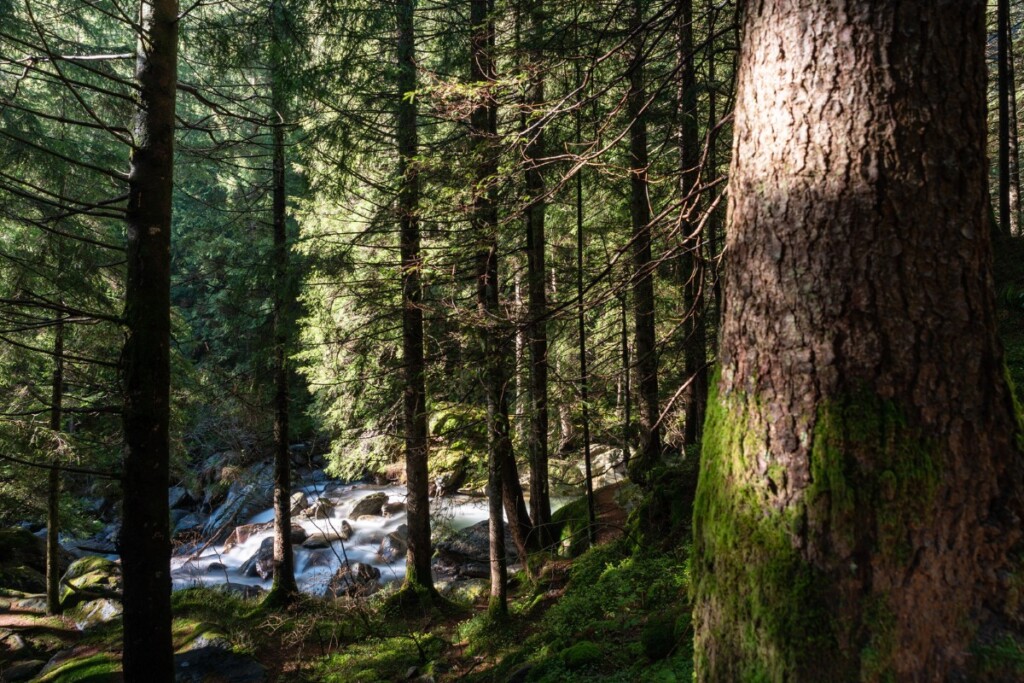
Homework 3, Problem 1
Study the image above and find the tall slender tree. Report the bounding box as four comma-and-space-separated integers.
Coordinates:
626, 0, 662, 478
397, 0, 436, 597
266, 0, 299, 606
121, 0, 177, 678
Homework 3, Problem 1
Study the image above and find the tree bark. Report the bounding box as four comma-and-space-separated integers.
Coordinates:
693, 2, 1024, 680
1006, 4, 1021, 236
524, 0, 553, 548
627, 0, 661, 479
1000, 0, 1013, 236
267, 0, 298, 605
121, 1, 177, 679
677, 0, 707, 447
398, 0, 435, 596
471, 0, 509, 617
45, 317, 63, 615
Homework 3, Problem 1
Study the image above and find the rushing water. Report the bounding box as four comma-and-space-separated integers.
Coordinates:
170, 481, 508, 596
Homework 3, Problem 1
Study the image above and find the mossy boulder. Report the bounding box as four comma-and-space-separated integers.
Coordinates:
59, 556, 121, 609
0, 564, 46, 593
561, 640, 602, 670
70, 598, 123, 630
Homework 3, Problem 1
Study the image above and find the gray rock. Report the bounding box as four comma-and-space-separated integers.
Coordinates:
238, 538, 275, 579
325, 562, 381, 598
215, 583, 264, 600
301, 549, 336, 573
382, 501, 406, 517
378, 532, 407, 564
301, 498, 334, 520
0, 659, 45, 681
168, 486, 194, 510
302, 521, 352, 548
350, 492, 388, 518
174, 646, 267, 682
202, 465, 274, 542
173, 513, 207, 538
71, 598, 123, 630
434, 519, 516, 569
289, 491, 307, 516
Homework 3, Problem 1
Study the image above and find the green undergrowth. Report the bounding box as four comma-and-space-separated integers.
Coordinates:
460, 539, 694, 682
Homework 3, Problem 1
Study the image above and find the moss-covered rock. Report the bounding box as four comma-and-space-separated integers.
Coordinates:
59, 556, 121, 609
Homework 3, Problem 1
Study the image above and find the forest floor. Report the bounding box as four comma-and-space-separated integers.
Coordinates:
0, 481, 694, 682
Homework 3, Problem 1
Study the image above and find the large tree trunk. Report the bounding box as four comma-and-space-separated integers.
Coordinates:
677, 0, 707, 447
121, 0, 177, 679
45, 318, 63, 616
398, 0, 435, 596
524, 0, 553, 548
471, 0, 509, 617
693, 2, 1023, 681
267, 0, 298, 605
627, 0, 661, 479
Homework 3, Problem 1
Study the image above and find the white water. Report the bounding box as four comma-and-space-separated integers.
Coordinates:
170, 481, 504, 596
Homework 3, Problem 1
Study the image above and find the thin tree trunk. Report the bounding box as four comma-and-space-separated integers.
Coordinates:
694, 2, 1023, 679
678, 0, 707, 447
1000, 0, 1013, 235
471, 0, 508, 618
627, 0, 661, 479
1007, 6, 1021, 235
397, 0, 435, 597
121, 0, 177, 678
575, 86, 596, 536
524, 0, 552, 547
621, 290, 631, 465
267, 0, 298, 605
45, 317, 63, 615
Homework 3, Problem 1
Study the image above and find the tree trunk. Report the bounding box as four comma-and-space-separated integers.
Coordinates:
397, 0, 435, 597
121, 0, 177, 679
267, 0, 298, 605
693, 3, 1023, 680
45, 317, 63, 616
575, 89, 596, 536
1000, 0, 1013, 236
471, 0, 509, 617
524, 0, 553, 547
627, 0, 661, 479
1007, 5, 1021, 236
677, 0, 707, 447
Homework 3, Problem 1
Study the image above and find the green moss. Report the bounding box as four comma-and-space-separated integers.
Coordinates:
33, 653, 121, 682
59, 557, 121, 609
641, 612, 678, 660
693, 378, 941, 681
561, 640, 602, 670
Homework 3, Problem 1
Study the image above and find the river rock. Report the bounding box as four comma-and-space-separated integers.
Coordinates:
168, 486, 196, 510
173, 513, 208, 539
238, 538, 275, 579
301, 498, 334, 520
382, 501, 406, 517
350, 492, 387, 517
289, 491, 307, 516
202, 464, 274, 543
301, 549, 336, 572
302, 521, 352, 548
0, 527, 73, 592
434, 520, 516, 577
325, 562, 381, 598
175, 646, 267, 682
378, 532, 407, 564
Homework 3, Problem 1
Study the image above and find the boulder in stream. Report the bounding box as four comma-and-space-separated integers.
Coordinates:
382, 501, 406, 517
301, 498, 334, 520
289, 491, 307, 516
302, 520, 352, 549
238, 538, 274, 580
325, 562, 381, 598
377, 532, 407, 564
301, 549, 336, 572
350, 492, 387, 517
